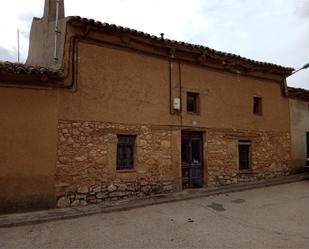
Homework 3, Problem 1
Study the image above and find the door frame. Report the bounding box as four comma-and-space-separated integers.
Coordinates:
305, 131, 309, 166
181, 131, 204, 189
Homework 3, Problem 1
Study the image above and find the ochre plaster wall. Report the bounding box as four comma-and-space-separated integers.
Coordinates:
59, 41, 290, 133
0, 87, 58, 213
0, 27, 293, 212
53, 39, 293, 208
58, 42, 172, 125
180, 63, 290, 132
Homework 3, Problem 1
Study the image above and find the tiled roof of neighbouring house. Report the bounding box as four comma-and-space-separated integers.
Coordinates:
67, 16, 294, 74
0, 61, 61, 77
0, 16, 295, 80
288, 87, 309, 101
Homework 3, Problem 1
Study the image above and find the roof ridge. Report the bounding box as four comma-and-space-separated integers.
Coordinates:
67, 15, 294, 73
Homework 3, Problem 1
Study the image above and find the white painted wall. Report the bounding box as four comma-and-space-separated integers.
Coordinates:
290, 98, 309, 167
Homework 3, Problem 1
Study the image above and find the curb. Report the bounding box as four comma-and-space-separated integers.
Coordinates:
0, 173, 307, 228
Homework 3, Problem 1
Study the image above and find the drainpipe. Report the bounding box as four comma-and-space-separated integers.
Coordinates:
169, 59, 174, 115
178, 61, 183, 127
54, 0, 61, 62
58, 35, 79, 90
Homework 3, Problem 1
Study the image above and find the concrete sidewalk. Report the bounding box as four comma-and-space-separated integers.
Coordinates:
0, 173, 307, 228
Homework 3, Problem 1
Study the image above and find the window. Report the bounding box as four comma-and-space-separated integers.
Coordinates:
117, 135, 136, 170
238, 140, 251, 170
187, 92, 199, 113
253, 96, 262, 115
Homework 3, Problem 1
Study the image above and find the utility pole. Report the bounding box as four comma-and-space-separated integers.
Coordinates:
17, 29, 20, 63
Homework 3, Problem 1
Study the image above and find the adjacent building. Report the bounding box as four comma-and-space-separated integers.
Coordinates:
0, 0, 298, 213
288, 87, 309, 169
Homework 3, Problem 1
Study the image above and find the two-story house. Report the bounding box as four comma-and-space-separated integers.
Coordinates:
0, 0, 296, 213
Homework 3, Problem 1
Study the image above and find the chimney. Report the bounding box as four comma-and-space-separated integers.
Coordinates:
43, 0, 65, 22
26, 0, 66, 69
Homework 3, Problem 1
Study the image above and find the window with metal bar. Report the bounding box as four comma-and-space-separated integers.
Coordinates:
117, 135, 136, 170
239, 140, 251, 170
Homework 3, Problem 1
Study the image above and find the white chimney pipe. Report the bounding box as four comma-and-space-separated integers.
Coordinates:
54, 0, 60, 61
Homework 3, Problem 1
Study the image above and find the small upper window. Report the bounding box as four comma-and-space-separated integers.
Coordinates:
253, 96, 262, 115
117, 135, 136, 170
187, 92, 199, 113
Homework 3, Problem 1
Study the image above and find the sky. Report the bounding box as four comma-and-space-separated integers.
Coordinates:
0, 0, 308, 89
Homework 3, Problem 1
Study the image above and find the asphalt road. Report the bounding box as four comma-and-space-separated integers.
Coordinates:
1, 181, 309, 249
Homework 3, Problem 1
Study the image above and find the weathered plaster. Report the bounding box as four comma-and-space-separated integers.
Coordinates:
290, 98, 309, 167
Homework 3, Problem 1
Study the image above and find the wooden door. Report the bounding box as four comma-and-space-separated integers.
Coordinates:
181, 132, 203, 189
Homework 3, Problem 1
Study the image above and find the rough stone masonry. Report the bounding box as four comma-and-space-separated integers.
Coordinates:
56, 120, 177, 208
55, 120, 292, 208
206, 130, 291, 186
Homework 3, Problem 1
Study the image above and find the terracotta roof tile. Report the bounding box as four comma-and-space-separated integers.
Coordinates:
287, 87, 309, 101
67, 16, 293, 74
0, 61, 61, 77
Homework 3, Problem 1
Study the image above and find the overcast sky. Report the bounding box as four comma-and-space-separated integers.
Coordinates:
0, 0, 308, 89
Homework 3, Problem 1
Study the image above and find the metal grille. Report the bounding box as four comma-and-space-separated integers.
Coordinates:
117, 135, 136, 170
239, 140, 251, 170
181, 132, 203, 189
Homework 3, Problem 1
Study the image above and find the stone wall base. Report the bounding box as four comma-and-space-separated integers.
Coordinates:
55, 120, 293, 208
206, 129, 292, 187
57, 180, 176, 208
208, 170, 292, 187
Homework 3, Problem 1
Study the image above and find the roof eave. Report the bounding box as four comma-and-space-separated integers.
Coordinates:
67, 16, 294, 75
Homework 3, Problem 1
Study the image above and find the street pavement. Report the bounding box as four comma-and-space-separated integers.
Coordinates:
1, 180, 309, 248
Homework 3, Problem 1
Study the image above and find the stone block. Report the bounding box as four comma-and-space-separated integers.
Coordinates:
72, 129, 80, 135
92, 186, 101, 193
151, 184, 162, 193
117, 184, 127, 191
95, 156, 107, 165
66, 137, 74, 145
62, 129, 68, 134
75, 156, 87, 162
109, 192, 127, 198
96, 192, 107, 199
141, 180, 149, 186
77, 186, 89, 194
126, 185, 137, 191
108, 184, 117, 192
139, 139, 147, 146
163, 185, 174, 192
76, 194, 87, 200
80, 200, 88, 206
161, 140, 171, 149
57, 196, 70, 208
141, 185, 151, 193
71, 200, 80, 207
